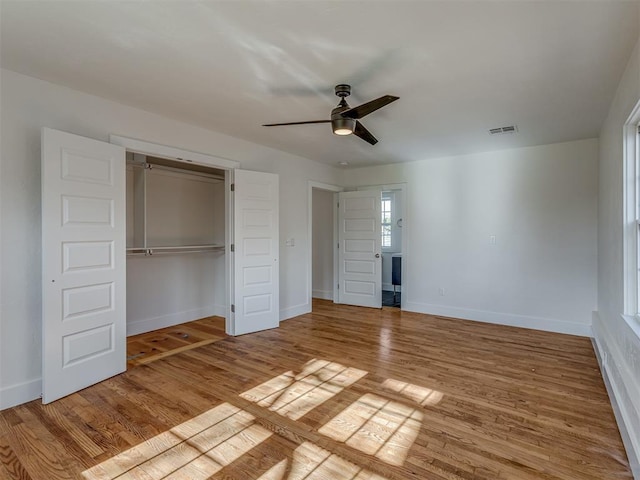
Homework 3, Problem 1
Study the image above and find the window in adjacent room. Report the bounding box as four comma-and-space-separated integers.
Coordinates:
382, 193, 393, 249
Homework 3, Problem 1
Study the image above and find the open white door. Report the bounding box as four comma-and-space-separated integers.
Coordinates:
42, 128, 126, 403
338, 190, 382, 308
232, 170, 279, 335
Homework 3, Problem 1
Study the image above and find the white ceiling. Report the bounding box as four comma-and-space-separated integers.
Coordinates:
1, 1, 638, 168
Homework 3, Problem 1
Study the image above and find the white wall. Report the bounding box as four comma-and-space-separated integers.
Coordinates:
0, 68, 341, 409
343, 139, 598, 335
312, 188, 334, 300
595, 33, 640, 476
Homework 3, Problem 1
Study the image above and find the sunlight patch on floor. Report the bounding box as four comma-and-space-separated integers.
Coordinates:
240, 358, 368, 420
318, 393, 423, 466
84, 358, 443, 478
256, 442, 389, 480
82, 402, 271, 479
382, 378, 444, 406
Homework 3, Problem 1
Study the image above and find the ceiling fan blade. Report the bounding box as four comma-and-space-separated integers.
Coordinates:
341, 95, 399, 119
262, 120, 331, 126
354, 121, 378, 145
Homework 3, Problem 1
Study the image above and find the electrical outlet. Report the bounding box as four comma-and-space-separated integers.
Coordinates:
438, 287, 445, 296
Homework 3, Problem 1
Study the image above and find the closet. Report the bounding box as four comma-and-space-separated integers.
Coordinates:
42, 128, 279, 403
125, 154, 227, 336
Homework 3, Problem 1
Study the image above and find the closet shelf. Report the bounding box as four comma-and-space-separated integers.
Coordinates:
127, 245, 224, 256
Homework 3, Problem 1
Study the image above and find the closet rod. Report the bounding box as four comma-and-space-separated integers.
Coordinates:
142, 244, 224, 251
126, 245, 225, 256
127, 249, 221, 256
142, 162, 224, 180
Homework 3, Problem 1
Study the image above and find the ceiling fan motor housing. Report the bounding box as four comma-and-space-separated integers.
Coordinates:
335, 84, 351, 97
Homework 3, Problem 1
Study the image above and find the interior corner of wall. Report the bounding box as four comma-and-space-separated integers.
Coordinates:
0, 377, 42, 410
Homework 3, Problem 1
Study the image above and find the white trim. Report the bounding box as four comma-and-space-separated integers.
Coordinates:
0, 379, 41, 410
110, 135, 240, 170
280, 302, 311, 321
333, 192, 340, 303
312, 289, 333, 300
226, 169, 235, 335
308, 181, 343, 308
622, 313, 640, 340
404, 301, 592, 336
592, 313, 640, 479
126, 305, 224, 336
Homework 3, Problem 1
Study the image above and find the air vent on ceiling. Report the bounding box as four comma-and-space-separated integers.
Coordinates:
489, 125, 518, 135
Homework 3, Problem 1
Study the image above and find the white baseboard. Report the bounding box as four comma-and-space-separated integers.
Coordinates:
127, 305, 224, 336
404, 301, 592, 337
0, 378, 41, 410
312, 289, 333, 300
592, 312, 640, 479
280, 302, 311, 321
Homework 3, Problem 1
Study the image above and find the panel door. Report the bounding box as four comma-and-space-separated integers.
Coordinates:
338, 190, 382, 308
232, 170, 279, 335
42, 128, 126, 403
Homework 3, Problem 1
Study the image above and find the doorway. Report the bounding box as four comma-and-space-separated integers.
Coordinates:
381, 188, 403, 307
333, 184, 406, 310
309, 182, 406, 310
308, 182, 342, 306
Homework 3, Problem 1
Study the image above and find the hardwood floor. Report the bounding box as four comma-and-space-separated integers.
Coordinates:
0, 300, 631, 479
126, 316, 226, 368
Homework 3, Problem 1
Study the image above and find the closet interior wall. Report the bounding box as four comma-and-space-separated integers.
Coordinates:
125, 154, 226, 336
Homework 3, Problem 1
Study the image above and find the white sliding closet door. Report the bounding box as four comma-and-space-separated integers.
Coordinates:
337, 190, 382, 308
42, 128, 126, 403
232, 170, 279, 335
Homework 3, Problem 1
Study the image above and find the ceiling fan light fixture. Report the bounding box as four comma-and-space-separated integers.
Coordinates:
332, 117, 356, 136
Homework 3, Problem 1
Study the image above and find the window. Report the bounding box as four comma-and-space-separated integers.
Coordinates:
381, 195, 393, 249
381, 191, 401, 252
623, 103, 640, 328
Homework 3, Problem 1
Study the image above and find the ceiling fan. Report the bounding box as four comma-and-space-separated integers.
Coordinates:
262, 84, 399, 145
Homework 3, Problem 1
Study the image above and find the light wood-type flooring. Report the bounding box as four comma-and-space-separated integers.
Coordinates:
0, 300, 632, 479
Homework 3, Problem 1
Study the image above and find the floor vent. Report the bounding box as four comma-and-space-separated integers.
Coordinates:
489, 125, 518, 135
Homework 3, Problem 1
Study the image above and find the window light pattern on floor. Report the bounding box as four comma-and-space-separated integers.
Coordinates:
318, 393, 423, 466
83, 358, 443, 479
82, 402, 272, 479
239, 358, 368, 420
257, 442, 388, 480
382, 378, 444, 406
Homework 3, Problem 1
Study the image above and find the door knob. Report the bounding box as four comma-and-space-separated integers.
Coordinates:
375, 253, 380, 258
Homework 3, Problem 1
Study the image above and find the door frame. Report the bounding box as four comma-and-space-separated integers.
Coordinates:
307, 181, 343, 306
342, 183, 408, 309
110, 135, 240, 334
